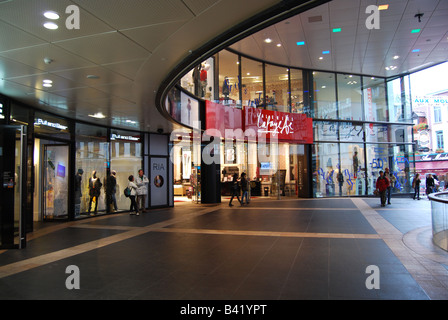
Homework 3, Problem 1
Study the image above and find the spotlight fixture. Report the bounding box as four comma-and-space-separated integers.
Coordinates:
415, 13, 424, 23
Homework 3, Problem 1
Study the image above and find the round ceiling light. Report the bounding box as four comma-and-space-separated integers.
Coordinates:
43, 22, 59, 30
44, 11, 60, 20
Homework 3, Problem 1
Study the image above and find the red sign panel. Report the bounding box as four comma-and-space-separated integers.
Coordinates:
244, 107, 313, 144
205, 101, 313, 143
205, 101, 243, 135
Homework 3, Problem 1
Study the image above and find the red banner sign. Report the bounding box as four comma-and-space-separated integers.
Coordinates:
205, 101, 313, 144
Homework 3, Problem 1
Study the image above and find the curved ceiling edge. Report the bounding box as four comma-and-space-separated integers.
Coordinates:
155, 0, 332, 127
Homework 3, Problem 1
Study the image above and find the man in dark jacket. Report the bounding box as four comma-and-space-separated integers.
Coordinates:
229, 173, 241, 207
376, 170, 390, 207
240, 172, 249, 205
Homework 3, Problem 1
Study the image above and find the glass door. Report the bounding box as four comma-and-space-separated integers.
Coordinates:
0, 125, 25, 248
43, 144, 69, 220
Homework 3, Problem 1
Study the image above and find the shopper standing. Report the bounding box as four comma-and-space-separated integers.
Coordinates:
384, 168, 392, 205
106, 170, 118, 212
240, 172, 249, 205
128, 175, 139, 215
412, 173, 421, 200
136, 169, 149, 213
229, 173, 241, 207
375, 170, 390, 207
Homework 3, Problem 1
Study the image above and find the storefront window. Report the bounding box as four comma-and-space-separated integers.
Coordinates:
110, 130, 142, 212
363, 77, 387, 122
337, 74, 362, 121
312, 71, 337, 119
312, 143, 339, 197
387, 76, 413, 123
75, 124, 109, 218
314, 120, 338, 142
181, 57, 214, 100
218, 50, 240, 107
265, 64, 290, 113
241, 57, 263, 108
366, 143, 413, 195
339, 143, 366, 196
290, 69, 305, 115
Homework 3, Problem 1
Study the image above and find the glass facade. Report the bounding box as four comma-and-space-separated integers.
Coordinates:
176, 49, 415, 198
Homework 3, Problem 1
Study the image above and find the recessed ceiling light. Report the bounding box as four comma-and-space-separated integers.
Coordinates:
411, 29, 421, 33
264, 38, 272, 43
43, 83, 53, 88
247, 73, 250, 76
319, 57, 324, 60
43, 22, 58, 30
87, 75, 100, 79
276, 43, 282, 47
43, 79, 53, 84
296, 41, 305, 46
412, 49, 421, 52
322, 51, 330, 54
393, 55, 400, 59
332, 28, 342, 33
378, 4, 389, 10
43, 11, 60, 20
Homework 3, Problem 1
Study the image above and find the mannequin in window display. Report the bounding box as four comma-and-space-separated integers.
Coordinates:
200, 63, 208, 98
88, 170, 102, 215
192, 64, 201, 96
74, 169, 83, 216
222, 76, 230, 100
353, 151, 359, 178
106, 170, 118, 212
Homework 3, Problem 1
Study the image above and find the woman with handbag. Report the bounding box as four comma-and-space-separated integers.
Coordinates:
128, 175, 139, 215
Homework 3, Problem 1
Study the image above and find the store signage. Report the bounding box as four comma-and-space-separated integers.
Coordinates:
205, 101, 313, 143
413, 95, 448, 107
244, 107, 313, 143
419, 153, 448, 161
110, 133, 140, 142
34, 118, 68, 130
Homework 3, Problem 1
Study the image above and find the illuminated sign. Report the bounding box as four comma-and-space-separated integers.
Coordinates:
110, 133, 140, 142
34, 118, 68, 130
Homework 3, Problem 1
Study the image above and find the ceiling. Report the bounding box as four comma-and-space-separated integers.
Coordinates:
230, 0, 448, 78
0, 0, 282, 132
0, 0, 447, 133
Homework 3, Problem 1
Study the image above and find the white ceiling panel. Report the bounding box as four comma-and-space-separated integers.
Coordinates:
54, 32, 151, 65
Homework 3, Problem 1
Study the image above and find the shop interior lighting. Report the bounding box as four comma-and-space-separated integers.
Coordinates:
89, 112, 106, 119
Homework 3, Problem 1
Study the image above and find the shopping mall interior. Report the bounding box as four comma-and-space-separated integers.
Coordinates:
1, 0, 448, 304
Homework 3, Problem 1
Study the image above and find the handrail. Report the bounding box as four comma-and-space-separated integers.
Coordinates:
428, 191, 448, 203
428, 191, 448, 251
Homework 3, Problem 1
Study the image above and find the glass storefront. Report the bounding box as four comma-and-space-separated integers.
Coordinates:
171, 49, 415, 199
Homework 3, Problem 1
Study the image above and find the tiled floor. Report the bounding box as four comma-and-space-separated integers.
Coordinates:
1, 197, 448, 301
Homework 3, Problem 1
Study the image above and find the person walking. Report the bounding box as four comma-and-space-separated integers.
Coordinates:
240, 172, 249, 205
128, 175, 139, 215
136, 169, 149, 214
337, 170, 344, 196
426, 174, 435, 197
412, 173, 421, 200
229, 173, 241, 207
375, 170, 390, 207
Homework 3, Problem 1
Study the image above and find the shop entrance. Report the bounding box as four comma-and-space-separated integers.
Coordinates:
0, 125, 26, 248
34, 139, 70, 221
